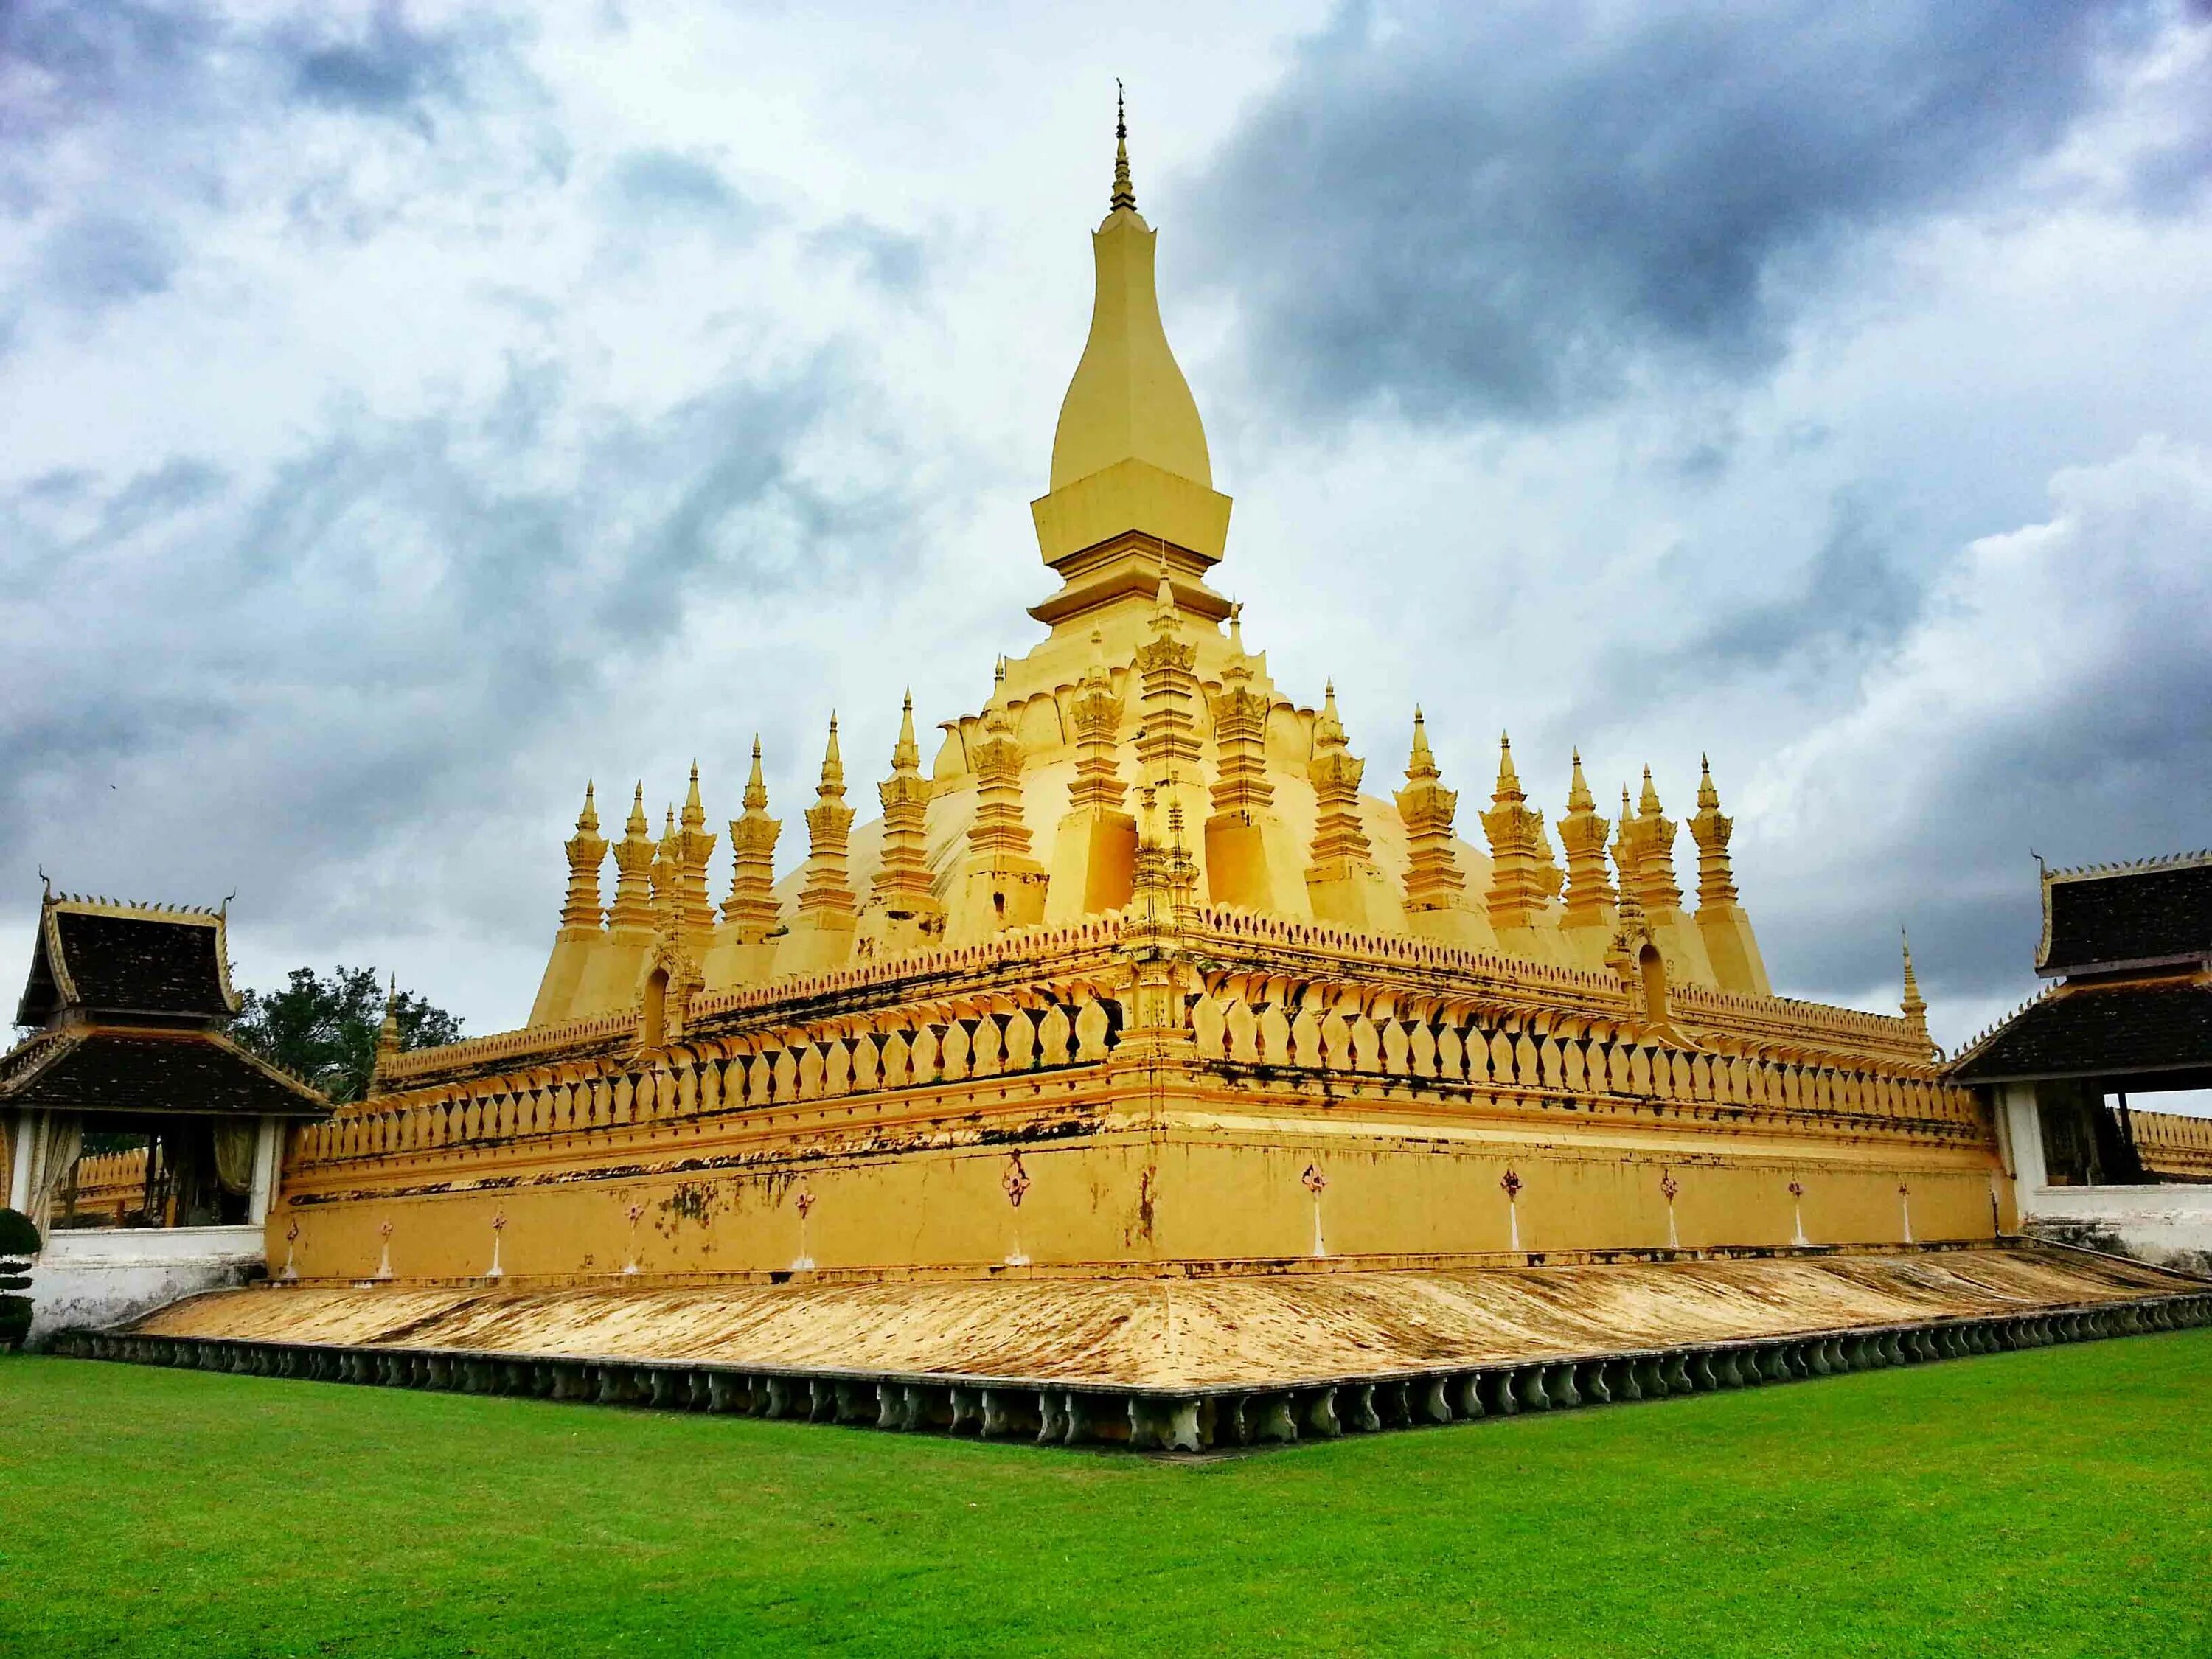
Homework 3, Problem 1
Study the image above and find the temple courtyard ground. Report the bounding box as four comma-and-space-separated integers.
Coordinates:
2, 1334, 2207, 1657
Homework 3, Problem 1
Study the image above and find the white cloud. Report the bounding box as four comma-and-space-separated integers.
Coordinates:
1, 0, 2208, 1057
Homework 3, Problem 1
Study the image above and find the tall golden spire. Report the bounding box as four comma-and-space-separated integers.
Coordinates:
723, 738, 782, 942
373, 972, 402, 1075
1397, 709, 1468, 915
1045, 87, 1211, 495
1687, 754, 1739, 910
674, 762, 717, 945
1307, 684, 1374, 874
1901, 929, 1930, 1049
1620, 767, 1683, 913
871, 692, 939, 925
798, 715, 856, 921
1558, 750, 1617, 931
559, 781, 608, 930
606, 782, 656, 931
1071, 630, 1131, 814
1481, 734, 1553, 933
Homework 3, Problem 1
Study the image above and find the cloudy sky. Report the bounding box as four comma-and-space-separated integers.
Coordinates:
4, 0, 2210, 1073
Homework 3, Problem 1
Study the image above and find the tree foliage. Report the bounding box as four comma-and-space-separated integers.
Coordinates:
232, 967, 463, 1105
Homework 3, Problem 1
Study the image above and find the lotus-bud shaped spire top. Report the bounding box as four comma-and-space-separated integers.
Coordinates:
742, 737, 768, 813
1567, 749, 1594, 814
1407, 708, 1439, 782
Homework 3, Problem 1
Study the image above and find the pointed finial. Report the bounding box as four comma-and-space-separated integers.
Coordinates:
1697, 754, 1719, 810
577, 780, 600, 834
626, 782, 650, 836
1901, 926, 1929, 1034
375, 971, 402, 1068
742, 737, 769, 811
1227, 599, 1245, 655
821, 712, 844, 785
1568, 749, 1593, 813
1314, 681, 1345, 748
1406, 708, 1439, 782
1152, 554, 1177, 628
1111, 79, 1135, 212
1496, 731, 1520, 793
892, 689, 920, 773
1639, 765, 1663, 815
683, 762, 705, 827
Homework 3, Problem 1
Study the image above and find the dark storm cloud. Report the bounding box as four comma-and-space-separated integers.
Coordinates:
276, 4, 470, 122
0, 351, 922, 925
1188, 0, 2170, 424
0, 2, 218, 138
1697, 495, 1922, 672
1733, 441, 2212, 1014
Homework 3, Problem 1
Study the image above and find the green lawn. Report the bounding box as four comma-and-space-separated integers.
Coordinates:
1, 1334, 2208, 1658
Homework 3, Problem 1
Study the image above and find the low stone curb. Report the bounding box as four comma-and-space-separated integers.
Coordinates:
49, 1291, 2211, 1453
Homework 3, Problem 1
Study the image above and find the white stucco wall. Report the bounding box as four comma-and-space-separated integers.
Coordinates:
23, 1225, 265, 1347
1999, 1084, 2212, 1275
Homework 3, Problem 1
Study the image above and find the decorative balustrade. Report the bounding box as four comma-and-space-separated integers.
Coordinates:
1180, 977, 1978, 1135
2135, 1109, 2212, 1181
53, 1146, 150, 1225
296, 984, 1123, 1169
332, 900, 1975, 1175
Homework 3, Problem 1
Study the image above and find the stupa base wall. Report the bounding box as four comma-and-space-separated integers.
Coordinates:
272, 1048, 2010, 1284
61, 1245, 2212, 1451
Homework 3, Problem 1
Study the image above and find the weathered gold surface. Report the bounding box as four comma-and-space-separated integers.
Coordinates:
133, 1246, 2188, 1389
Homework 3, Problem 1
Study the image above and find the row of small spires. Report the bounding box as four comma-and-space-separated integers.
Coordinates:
551, 709, 1737, 896
38, 888, 227, 917
543, 662, 1783, 985
2044, 848, 2212, 880
1948, 984, 2056, 1065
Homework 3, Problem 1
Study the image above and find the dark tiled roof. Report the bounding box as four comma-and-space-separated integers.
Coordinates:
2040, 859, 2212, 976
16, 905, 236, 1025
1950, 978, 2212, 1085
0, 1029, 327, 1117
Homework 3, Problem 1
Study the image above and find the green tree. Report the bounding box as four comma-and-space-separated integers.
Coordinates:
232, 967, 464, 1105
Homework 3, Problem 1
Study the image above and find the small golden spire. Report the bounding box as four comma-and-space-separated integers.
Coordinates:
820, 714, 844, 790
891, 690, 920, 773
1111, 79, 1135, 212
370, 970, 402, 1090
576, 780, 599, 834
682, 762, 705, 830
1226, 599, 1245, 655
1697, 754, 1719, 811
625, 782, 649, 838
1639, 765, 1663, 817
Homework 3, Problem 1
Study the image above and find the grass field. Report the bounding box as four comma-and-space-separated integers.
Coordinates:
1, 1332, 2208, 1658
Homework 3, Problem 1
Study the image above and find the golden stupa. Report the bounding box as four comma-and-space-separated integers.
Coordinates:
102, 108, 2196, 1454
